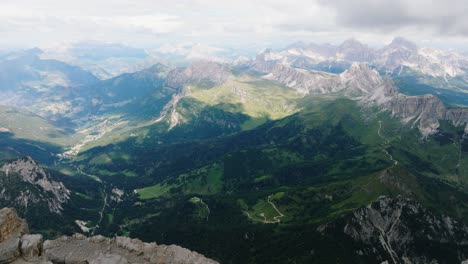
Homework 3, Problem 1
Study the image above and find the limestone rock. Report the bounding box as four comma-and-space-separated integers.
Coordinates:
20, 234, 43, 260
0, 158, 70, 214
0, 208, 28, 243
341, 196, 468, 263
89, 253, 128, 264
0, 237, 21, 264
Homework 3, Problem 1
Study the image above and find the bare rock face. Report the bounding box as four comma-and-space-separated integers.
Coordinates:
382, 94, 444, 136
0, 157, 70, 214
377, 90, 468, 137
165, 61, 231, 89
0, 208, 219, 264
336, 38, 375, 62
258, 61, 396, 98
0, 237, 21, 264
264, 64, 341, 94
20, 234, 43, 260
343, 196, 468, 264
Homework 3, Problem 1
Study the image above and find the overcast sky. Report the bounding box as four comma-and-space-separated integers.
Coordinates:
1, 0, 468, 51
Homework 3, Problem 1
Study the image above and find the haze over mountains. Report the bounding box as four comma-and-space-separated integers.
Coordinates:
1, 35, 468, 263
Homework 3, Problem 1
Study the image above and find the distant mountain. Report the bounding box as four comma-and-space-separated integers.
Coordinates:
63, 42, 148, 61
240, 37, 468, 107
375, 37, 468, 78
154, 43, 257, 66
42, 42, 161, 80
249, 37, 468, 78
0, 48, 97, 91
337, 38, 375, 62
75, 63, 178, 121
0, 49, 98, 120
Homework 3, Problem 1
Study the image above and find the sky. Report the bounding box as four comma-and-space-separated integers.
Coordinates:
1, 0, 468, 51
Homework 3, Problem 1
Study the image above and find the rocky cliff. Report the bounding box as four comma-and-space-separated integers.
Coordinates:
165, 61, 231, 89
340, 196, 468, 264
0, 208, 218, 264
0, 157, 70, 214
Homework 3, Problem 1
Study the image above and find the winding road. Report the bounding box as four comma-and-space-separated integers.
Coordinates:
243, 195, 285, 224
454, 136, 466, 170
378, 121, 398, 167
73, 166, 108, 235
91, 190, 108, 236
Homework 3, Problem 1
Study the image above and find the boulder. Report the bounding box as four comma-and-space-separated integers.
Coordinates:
20, 234, 43, 259
0, 208, 28, 243
0, 237, 20, 264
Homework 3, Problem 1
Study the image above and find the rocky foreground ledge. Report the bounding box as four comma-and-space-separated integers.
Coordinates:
0, 208, 219, 264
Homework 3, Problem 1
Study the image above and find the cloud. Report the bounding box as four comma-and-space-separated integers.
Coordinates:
318, 0, 468, 36
0, 0, 468, 50
93, 15, 184, 34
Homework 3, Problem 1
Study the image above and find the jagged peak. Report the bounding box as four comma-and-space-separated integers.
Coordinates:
146, 62, 169, 71
0, 157, 70, 213
286, 41, 308, 50
166, 60, 231, 88
189, 59, 229, 69
1, 156, 44, 176
186, 60, 231, 77
339, 38, 366, 48
388, 37, 418, 50
258, 48, 272, 55
341, 62, 380, 78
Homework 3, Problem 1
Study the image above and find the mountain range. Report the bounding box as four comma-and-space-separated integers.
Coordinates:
0, 37, 468, 263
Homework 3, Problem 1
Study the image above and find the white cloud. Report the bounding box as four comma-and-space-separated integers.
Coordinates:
0, 0, 467, 50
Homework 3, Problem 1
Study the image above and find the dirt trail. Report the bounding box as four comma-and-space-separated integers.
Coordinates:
243, 195, 285, 224
378, 121, 398, 167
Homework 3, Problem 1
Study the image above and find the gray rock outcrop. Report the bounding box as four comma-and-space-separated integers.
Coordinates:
165, 61, 230, 89
343, 196, 468, 264
0, 157, 70, 214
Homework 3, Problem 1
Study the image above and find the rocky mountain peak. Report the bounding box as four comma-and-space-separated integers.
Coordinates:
337, 38, 375, 62
340, 63, 386, 95
165, 60, 231, 89
342, 62, 379, 77
2, 157, 48, 183
285, 42, 337, 57
388, 37, 418, 51
186, 60, 231, 84
339, 38, 365, 48
0, 157, 70, 213
340, 196, 468, 264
